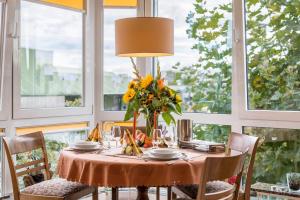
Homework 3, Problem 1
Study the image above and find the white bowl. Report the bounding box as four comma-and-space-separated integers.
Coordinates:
150, 149, 178, 157
74, 141, 99, 149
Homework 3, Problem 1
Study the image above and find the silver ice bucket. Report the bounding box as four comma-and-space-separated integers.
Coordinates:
177, 119, 192, 141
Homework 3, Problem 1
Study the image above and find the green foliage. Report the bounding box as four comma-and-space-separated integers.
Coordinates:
169, 0, 300, 185
123, 65, 182, 135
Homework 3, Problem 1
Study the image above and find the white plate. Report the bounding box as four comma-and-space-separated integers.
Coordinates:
150, 149, 178, 157
145, 152, 181, 161
74, 141, 99, 149
71, 145, 102, 151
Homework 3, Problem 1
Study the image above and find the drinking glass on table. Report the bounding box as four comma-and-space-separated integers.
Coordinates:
111, 126, 121, 148
152, 129, 162, 149
102, 121, 114, 149
163, 125, 177, 148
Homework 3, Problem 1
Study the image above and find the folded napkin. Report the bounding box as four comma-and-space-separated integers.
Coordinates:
179, 140, 225, 153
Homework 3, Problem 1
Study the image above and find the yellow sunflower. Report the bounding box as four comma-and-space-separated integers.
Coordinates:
128, 81, 137, 89
175, 94, 182, 104
140, 74, 153, 89
123, 89, 136, 104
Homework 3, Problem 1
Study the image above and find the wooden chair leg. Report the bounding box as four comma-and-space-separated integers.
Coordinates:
167, 187, 172, 200
92, 187, 98, 200
172, 192, 177, 200
156, 187, 160, 200
112, 187, 119, 200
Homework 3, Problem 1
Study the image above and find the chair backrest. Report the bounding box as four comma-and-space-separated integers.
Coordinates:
196, 151, 247, 200
3, 131, 51, 200
228, 132, 260, 200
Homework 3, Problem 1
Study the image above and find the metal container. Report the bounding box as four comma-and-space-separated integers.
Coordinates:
177, 119, 192, 141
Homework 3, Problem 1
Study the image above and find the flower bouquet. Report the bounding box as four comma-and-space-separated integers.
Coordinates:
122, 62, 182, 147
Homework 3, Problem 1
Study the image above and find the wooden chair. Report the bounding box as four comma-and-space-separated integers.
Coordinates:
227, 132, 260, 200
3, 131, 98, 200
173, 151, 247, 200
171, 132, 259, 200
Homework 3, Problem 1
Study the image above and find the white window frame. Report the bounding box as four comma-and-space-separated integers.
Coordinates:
95, 0, 150, 122
98, 0, 300, 133
10, 0, 93, 119
0, 0, 11, 121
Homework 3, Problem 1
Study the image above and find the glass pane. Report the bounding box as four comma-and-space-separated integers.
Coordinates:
0, 137, 2, 196
103, 8, 136, 111
20, 1, 83, 108
16, 129, 87, 189
193, 124, 230, 143
158, 0, 232, 113
0, 2, 4, 112
44, 130, 87, 173
246, 0, 300, 111
244, 127, 300, 185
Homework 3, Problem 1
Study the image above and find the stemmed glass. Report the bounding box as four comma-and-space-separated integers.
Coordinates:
102, 121, 114, 149
152, 129, 162, 149
163, 125, 177, 148
111, 126, 121, 148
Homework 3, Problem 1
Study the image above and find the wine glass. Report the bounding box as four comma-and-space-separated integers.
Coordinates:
163, 125, 177, 148
111, 126, 121, 148
152, 129, 162, 149
102, 121, 114, 149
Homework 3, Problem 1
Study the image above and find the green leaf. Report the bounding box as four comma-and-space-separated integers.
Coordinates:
162, 112, 172, 125
176, 104, 182, 114
124, 103, 134, 121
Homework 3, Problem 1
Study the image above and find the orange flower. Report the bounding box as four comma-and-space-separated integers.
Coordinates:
157, 79, 164, 90
148, 94, 154, 100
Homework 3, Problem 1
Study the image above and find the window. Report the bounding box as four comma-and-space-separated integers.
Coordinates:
0, 129, 4, 197
19, 0, 83, 109
16, 123, 89, 174
245, 0, 300, 111
193, 124, 230, 143
157, 0, 232, 114
44, 130, 87, 172
244, 127, 300, 184
0, 1, 5, 112
103, 8, 136, 111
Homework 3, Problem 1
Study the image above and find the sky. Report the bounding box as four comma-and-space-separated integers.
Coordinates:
103, 0, 200, 75
21, 0, 83, 69
20, 0, 231, 74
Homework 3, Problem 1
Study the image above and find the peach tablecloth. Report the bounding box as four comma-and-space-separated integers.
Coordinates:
57, 148, 237, 187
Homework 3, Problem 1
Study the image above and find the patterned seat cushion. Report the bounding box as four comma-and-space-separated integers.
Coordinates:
22, 178, 89, 197
176, 181, 234, 199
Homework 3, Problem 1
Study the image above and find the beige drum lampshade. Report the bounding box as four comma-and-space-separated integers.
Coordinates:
115, 17, 174, 57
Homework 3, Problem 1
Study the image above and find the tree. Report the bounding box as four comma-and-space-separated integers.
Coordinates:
171, 0, 300, 184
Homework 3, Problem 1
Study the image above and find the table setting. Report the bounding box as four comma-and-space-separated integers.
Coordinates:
56, 68, 230, 200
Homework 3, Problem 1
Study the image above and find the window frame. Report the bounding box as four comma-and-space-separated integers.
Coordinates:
235, 0, 300, 122
11, 0, 93, 119
0, 1, 7, 120
147, 0, 300, 134
96, 0, 150, 120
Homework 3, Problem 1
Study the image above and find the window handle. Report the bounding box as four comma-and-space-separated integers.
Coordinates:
8, 9, 19, 39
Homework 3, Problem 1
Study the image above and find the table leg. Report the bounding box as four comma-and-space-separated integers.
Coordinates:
156, 187, 160, 200
137, 186, 149, 200
112, 187, 119, 200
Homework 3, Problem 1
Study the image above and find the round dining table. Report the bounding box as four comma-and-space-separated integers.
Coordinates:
57, 148, 238, 200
